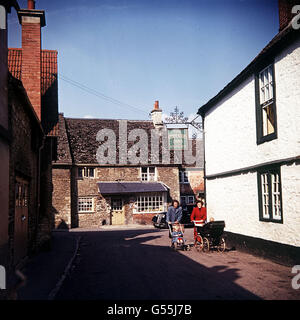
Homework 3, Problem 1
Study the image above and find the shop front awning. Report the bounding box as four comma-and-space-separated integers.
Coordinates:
97, 182, 169, 195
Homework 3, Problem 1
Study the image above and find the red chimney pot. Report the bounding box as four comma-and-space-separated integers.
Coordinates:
154, 101, 159, 110
28, 0, 35, 10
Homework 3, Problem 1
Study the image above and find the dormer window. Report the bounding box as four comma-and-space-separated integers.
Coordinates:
78, 167, 95, 178
141, 167, 156, 181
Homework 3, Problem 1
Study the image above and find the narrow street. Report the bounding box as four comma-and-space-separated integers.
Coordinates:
18, 227, 299, 300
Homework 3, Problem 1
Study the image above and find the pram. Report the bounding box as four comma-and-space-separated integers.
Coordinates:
168, 223, 191, 251
193, 220, 226, 253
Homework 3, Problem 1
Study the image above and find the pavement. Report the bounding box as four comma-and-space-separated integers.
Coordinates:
16, 226, 300, 300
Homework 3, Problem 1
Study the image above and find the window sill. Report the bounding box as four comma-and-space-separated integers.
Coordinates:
259, 217, 283, 224
78, 211, 95, 214
257, 132, 277, 145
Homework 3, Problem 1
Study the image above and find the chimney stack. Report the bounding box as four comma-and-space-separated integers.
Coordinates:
278, 0, 298, 31
27, 0, 35, 10
18, 1, 45, 120
151, 100, 163, 128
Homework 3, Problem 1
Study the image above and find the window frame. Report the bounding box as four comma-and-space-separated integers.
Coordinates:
140, 167, 157, 182
78, 167, 96, 179
133, 193, 165, 214
179, 170, 189, 184
257, 166, 283, 224
255, 62, 278, 145
78, 197, 95, 213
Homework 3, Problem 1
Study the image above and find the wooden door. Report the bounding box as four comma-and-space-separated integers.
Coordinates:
14, 178, 29, 264
111, 198, 125, 225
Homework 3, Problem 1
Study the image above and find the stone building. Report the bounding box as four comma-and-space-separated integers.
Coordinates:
53, 102, 204, 229
198, 0, 300, 264
1, 0, 59, 269
0, 0, 20, 276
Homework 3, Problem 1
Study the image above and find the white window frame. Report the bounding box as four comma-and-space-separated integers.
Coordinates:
256, 63, 277, 143
78, 167, 96, 179
133, 193, 166, 214
78, 197, 94, 213
258, 167, 282, 223
179, 170, 189, 184
140, 167, 157, 182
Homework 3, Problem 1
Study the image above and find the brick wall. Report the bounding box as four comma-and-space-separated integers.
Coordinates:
21, 17, 42, 120
180, 169, 204, 197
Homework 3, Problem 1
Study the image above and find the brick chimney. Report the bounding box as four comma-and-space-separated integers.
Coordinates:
151, 100, 163, 128
278, 0, 298, 31
18, 0, 46, 120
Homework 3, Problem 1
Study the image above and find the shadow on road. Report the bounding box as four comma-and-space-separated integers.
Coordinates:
53, 229, 261, 300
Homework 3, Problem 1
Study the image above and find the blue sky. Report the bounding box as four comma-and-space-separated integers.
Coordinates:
8, 0, 279, 121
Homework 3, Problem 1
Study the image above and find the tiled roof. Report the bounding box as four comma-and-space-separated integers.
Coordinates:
8, 48, 59, 136
8, 48, 22, 80
54, 115, 204, 167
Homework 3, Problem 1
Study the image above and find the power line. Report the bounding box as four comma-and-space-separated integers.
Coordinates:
58, 73, 149, 116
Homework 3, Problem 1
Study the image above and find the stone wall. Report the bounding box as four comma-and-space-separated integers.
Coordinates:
8, 86, 40, 265
52, 167, 71, 228
53, 165, 181, 228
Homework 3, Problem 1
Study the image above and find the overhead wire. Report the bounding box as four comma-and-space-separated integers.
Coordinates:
58, 73, 149, 116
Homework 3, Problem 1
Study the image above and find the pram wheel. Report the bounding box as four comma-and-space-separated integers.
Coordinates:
202, 237, 210, 253
217, 237, 226, 252
194, 235, 203, 252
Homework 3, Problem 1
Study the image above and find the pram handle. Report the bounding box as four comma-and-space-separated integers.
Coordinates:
192, 220, 205, 227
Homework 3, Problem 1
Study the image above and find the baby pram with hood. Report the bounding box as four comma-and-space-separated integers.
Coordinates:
193, 220, 226, 253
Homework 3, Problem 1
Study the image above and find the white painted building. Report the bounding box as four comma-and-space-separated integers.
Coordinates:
198, 2, 300, 263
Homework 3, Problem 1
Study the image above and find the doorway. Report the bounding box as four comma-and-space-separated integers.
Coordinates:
14, 177, 29, 264
111, 198, 125, 225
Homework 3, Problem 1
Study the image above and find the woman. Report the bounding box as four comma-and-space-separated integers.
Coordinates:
190, 200, 207, 241
166, 200, 182, 238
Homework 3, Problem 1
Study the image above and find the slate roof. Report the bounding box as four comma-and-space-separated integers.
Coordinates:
8, 48, 58, 136
54, 114, 204, 167
97, 182, 169, 194
198, 22, 300, 116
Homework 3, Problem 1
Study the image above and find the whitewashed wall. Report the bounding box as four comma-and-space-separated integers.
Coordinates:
204, 38, 300, 247
206, 163, 300, 246
205, 38, 300, 176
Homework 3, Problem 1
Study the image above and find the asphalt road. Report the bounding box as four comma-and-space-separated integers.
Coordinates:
50, 227, 299, 300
